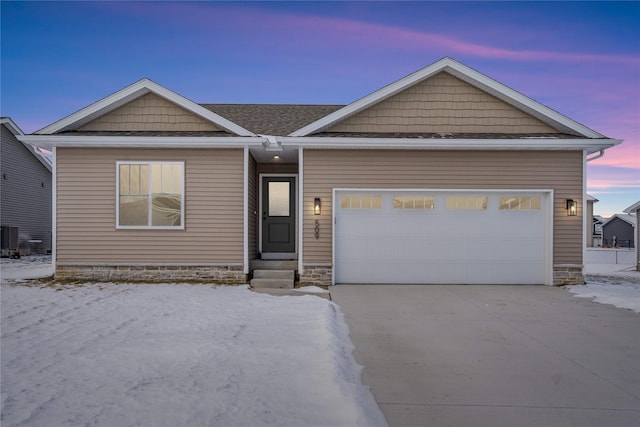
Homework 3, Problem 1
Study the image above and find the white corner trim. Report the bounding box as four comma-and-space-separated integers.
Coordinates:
298, 147, 304, 275
582, 150, 587, 275
35, 78, 256, 137
51, 147, 57, 270
289, 57, 607, 139
243, 147, 249, 274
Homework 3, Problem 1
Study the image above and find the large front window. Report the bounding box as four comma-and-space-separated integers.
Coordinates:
117, 161, 184, 229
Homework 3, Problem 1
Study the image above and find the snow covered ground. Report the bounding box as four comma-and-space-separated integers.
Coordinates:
569, 263, 640, 313
2, 256, 638, 427
1, 257, 387, 427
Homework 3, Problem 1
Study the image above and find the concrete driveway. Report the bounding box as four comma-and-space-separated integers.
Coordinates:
331, 285, 640, 427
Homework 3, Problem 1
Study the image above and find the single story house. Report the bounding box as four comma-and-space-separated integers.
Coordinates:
602, 213, 636, 249
623, 201, 640, 270
1, 117, 52, 256
20, 57, 621, 286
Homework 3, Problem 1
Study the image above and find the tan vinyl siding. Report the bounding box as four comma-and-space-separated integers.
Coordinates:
78, 93, 222, 132
327, 72, 560, 134
248, 154, 257, 261
303, 149, 582, 266
56, 148, 243, 263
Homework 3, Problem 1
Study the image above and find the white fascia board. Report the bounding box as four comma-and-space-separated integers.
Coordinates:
280, 136, 621, 153
290, 57, 607, 139
36, 78, 256, 137
18, 135, 266, 149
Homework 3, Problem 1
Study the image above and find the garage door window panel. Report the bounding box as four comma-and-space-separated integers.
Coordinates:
393, 195, 435, 210
500, 196, 541, 211
340, 195, 382, 209
446, 196, 488, 210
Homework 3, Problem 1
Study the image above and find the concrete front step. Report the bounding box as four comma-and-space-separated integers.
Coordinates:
253, 270, 294, 280
250, 278, 294, 289
250, 260, 298, 271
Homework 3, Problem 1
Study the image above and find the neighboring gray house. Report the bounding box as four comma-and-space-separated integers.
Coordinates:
1, 117, 52, 255
623, 201, 640, 270
601, 213, 636, 249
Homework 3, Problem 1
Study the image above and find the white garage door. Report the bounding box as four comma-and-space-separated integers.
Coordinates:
334, 190, 550, 285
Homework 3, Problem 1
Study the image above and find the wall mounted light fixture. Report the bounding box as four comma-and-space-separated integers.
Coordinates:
314, 198, 321, 215
566, 199, 577, 216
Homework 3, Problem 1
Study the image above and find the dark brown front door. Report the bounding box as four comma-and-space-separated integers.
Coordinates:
262, 177, 295, 254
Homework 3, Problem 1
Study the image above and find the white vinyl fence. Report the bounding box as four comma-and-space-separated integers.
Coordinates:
585, 248, 636, 265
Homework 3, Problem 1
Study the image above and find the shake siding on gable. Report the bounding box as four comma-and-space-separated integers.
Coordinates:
56, 147, 244, 264
328, 72, 561, 134
78, 93, 222, 132
303, 149, 583, 266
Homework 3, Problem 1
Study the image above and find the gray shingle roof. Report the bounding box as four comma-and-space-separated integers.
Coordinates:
201, 104, 344, 136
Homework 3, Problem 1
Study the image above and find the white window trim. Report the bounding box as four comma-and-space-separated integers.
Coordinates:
115, 161, 185, 230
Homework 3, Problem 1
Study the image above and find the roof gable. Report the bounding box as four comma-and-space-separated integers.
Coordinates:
324, 71, 560, 135
78, 93, 223, 133
602, 214, 637, 228
36, 79, 255, 137
290, 57, 606, 138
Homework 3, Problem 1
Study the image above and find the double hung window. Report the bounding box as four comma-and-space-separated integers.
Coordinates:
117, 161, 184, 229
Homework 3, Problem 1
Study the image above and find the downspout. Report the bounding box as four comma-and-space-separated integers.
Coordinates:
586, 150, 605, 162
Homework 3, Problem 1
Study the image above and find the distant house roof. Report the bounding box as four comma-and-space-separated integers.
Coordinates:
1, 117, 52, 172
586, 194, 599, 202
602, 214, 637, 228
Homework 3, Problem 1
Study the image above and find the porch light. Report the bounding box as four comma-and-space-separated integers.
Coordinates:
566, 199, 577, 216
314, 198, 321, 215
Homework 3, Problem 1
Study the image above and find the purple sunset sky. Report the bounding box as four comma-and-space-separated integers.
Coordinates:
2, 1, 638, 217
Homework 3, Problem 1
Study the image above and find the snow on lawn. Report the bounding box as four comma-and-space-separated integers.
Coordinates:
1, 256, 54, 281
567, 275, 640, 313
1, 263, 387, 427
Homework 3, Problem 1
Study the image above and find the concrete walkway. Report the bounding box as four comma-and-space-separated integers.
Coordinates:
331, 285, 640, 427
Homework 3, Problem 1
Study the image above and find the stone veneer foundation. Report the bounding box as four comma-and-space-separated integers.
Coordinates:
300, 265, 332, 287
553, 265, 585, 286
55, 264, 583, 286
55, 264, 247, 284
